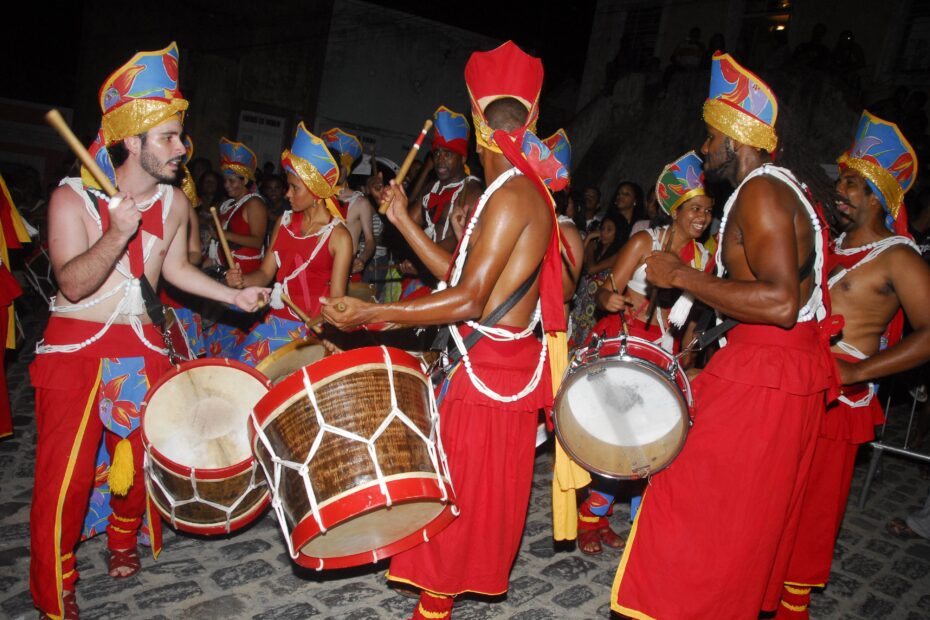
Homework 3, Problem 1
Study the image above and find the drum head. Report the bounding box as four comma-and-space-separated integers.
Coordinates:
144, 361, 269, 470
554, 357, 688, 478
255, 337, 325, 384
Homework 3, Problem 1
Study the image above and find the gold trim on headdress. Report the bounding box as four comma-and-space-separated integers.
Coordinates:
840, 155, 904, 220
323, 197, 343, 221
101, 99, 189, 145
282, 148, 338, 200
703, 99, 777, 153
181, 169, 199, 206
222, 162, 256, 182
667, 187, 707, 216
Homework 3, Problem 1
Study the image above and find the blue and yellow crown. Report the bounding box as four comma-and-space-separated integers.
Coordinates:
703, 51, 778, 153
219, 137, 258, 182
321, 128, 363, 170
656, 151, 706, 215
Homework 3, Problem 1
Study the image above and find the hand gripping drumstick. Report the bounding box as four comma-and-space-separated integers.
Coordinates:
644, 226, 675, 328
378, 119, 433, 215
45, 109, 119, 197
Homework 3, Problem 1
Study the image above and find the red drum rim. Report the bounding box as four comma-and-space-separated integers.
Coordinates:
146, 481, 271, 536
289, 475, 457, 570
252, 346, 424, 430
142, 358, 272, 479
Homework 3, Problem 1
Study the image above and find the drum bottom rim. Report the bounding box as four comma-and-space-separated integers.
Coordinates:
286, 474, 457, 570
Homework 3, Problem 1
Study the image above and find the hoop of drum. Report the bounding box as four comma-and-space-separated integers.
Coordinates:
141, 338, 457, 569
140, 331, 694, 569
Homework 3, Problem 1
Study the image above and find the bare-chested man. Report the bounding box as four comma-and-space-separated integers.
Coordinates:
321, 41, 564, 620
775, 112, 930, 618
28, 43, 267, 620
322, 127, 376, 277
610, 52, 838, 618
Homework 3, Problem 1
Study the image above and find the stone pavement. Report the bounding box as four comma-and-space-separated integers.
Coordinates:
2, 298, 930, 619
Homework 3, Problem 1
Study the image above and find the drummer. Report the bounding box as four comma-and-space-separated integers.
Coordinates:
28, 43, 267, 620
226, 122, 352, 367
203, 137, 268, 358
572, 151, 713, 555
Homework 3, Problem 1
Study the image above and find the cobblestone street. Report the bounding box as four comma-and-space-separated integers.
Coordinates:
2, 300, 930, 619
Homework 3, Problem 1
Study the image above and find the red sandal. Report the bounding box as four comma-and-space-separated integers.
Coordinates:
577, 527, 603, 555
108, 546, 141, 579
39, 589, 79, 620
598, 518, 627, 549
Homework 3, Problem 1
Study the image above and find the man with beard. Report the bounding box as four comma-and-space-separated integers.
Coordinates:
29, 43, 267, 620
610, 52, 839, 618
774, 112, 930, 618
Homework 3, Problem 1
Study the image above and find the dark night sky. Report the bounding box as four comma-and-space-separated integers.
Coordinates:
4, 1, 593, 110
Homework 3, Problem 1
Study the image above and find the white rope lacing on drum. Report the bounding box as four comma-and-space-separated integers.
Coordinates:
249, 346, 455, 569
435, 168, 547, 403
143, 449, 267, 533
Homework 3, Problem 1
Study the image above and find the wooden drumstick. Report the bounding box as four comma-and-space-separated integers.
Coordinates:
209, 206, 238, 276
378, 119, 433, 215
45, 109, 118, 197
644, 227, 675, 328
281, 293, 323, 334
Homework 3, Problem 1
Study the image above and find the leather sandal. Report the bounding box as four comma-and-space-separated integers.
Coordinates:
598, 518, 627, 549
108, 546, 141, 579
577, 527, 602, 555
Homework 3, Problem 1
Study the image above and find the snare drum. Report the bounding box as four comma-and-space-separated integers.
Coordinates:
251, 346, 457, 569
255, 336, 326, 384
554, 335, 692, 479
142, 359, 272, 534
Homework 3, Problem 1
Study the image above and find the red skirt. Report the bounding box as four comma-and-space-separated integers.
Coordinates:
388, 326, 551, 595
612, 323, 833, 619
781, 354, 883, 587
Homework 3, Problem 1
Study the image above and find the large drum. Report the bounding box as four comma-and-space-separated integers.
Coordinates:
142, 359, 272, 534
251, 346, 456, 569
255, 336, 326, 384
554, 335, 692, 479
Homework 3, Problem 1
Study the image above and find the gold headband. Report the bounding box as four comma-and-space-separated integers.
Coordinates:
665, 188, 707, 216
222, 162, 255, 183
841, 156, 903, 220
101, 98, 189, 145
282, 149, 337, 200
703, 99, 777, 153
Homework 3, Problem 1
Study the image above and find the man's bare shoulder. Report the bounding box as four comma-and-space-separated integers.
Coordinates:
732, 174, 801, 222
486, 174, 546, 214
49, 182, 84, 212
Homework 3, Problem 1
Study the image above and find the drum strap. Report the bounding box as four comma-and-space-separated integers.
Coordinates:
693, 246, 816, 350
431, 262, 542, 371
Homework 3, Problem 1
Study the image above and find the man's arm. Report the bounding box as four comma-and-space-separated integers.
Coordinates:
48, 186, 139, 302
162, 196, 267, 311
187, 204, 202, 266
350, 195, 375, 273
646, 178, 803, 328
841, 248, 930, 383
382, 181, 453, 280
322, 183, 528, 329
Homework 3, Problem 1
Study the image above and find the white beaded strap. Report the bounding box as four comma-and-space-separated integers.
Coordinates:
249, 346, 454, 569
442, 168, 547, 402
828, 234, 920, 289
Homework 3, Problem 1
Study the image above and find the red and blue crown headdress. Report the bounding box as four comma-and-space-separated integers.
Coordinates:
465, 41, 543, 155
321, 128, 363, 171
703, 51, 778, 153
838, 110, 917, 233
432, 106, 470, 157
281, 122, 342, 220
82, 42, 189, 190
219, 137, 258, 182
656, 150, 706, 215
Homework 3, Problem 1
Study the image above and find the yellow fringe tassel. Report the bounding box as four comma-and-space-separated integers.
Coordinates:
108, 438, 134, 496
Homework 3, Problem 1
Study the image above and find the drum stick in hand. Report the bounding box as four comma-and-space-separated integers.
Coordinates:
644, 227, 675, 328
45, 109, 118, 197
379, 119, 433, 215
